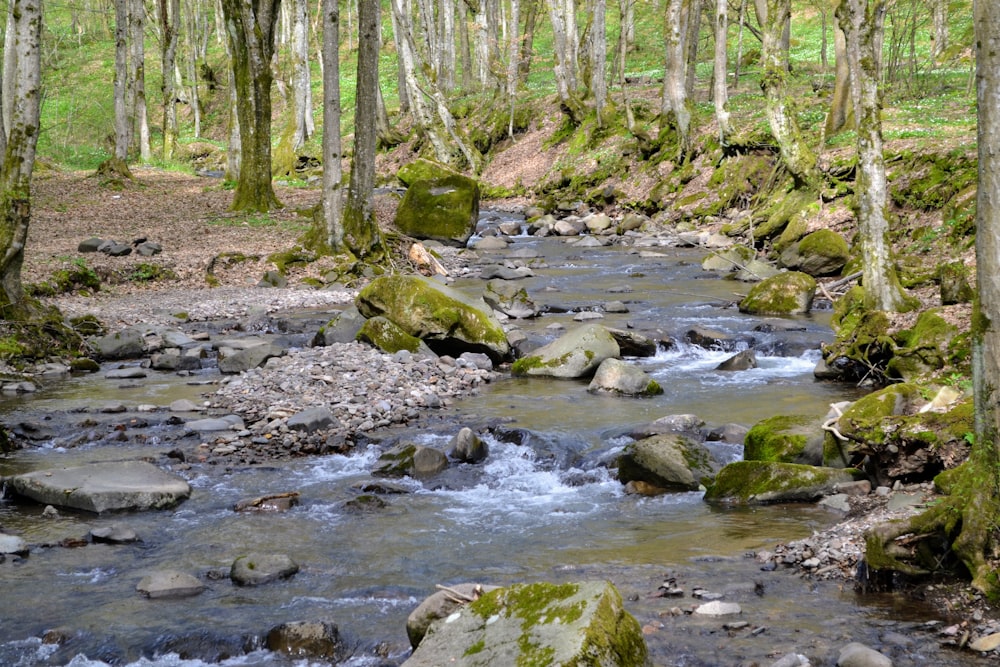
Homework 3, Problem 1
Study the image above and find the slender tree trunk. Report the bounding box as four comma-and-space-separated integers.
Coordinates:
317, 0, 343, 251
824, 0, 852, 137
291, 0, 314, 149
733, 0, 746, 89
684, 0, 702, 97
185, 5, 202, 138
932, 0, 948, 64
113, 0, 130, 161
549, 0, 583, 122
662, 0, 692, 160
761, 0, 817, 187
343, 0, 382, 259
160, 0, 180, 160
591, 0, 607, 125
390, 0, 411, 112
4, 4, 19, 135
506, 0, 520, 136
0, 0, 42, 313
459, 1, 472, 89
221, 0, 282, 211
440, 0, 456, 91
129, 0, 151, 162
518, 0, 538, 82
838, 0, 911, 312
713, 0, 730, 144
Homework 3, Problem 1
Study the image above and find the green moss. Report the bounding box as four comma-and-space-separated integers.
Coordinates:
738, 271, 817, 315
356, 316, 423, 354
267, 246, 315, 274
393, 174, 480, 245
756, 187, 814, 240
889, 150, 977, 212
704, 460, 862, 504
464, 639, 486, 657
744, 415, 817, 463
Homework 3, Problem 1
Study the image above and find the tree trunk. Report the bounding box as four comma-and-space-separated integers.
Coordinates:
439, 0, 456, 91
0, 0, 41, 314
130, 0, 151, 162
590, 0, 607, 125
342, 0, 383, 260
221, 0, 282, 212
549, 0, 584, 122
506, 0, 520, 136
684, 0, 702, 97
713, 0, 730, 144
389, 0, 411, 112
824, 0, 853, 137
316, 0, 343, 252
113, 0, 130, 161
932, 0, 948, 64
519, 0, 538, 82
291, 0, 314, 149
661, 0, 692, 160
761, 0, 817, 188
612, 0, 634, 86
838, 0, 912, 312
160, 0, 180, 160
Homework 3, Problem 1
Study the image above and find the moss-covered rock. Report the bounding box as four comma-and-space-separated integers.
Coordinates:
743, 414, 825, 466
403, 581, 648, 667
938, 261, 974, 305
356, 316, 433, 356
738, 271, 816, 315
397, 158, 463, 187
703, 461, 862, 504
886, 310, 960, 382
394, 175, 481, 247
779, 229, 850, 277
356, 275, 510, 361
511, 324, 620, 379
588, 358, 663, 397
701, 245, 756, 274
691, 154, 774, 219
617, 433, 718, 491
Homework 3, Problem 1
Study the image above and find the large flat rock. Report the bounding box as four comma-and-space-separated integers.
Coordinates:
6, 461, 191, 513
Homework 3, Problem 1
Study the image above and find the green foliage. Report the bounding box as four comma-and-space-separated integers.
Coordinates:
28, 258, 100, 297
128, 263, 178, 283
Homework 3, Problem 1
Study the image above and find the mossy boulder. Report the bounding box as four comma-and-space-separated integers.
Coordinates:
483, 279, 537, 319
356, 316, 434, 357
886, 309, 960, 382
938, 261, 974, 305
588, 358, 663, 397
701, 245, 756, 274
703, 461, 862, 504
616, 433, 718, 491
822, 287, 897, 383
743, 414, 825, 466
396, 157, 464, 187
312, 306, 366, 346
511, 324, 620, 379
356, 275, 510, 362
778, 229, 850, 277
394, 174, 481, 247
738, 271, 816, 315
402, 581, 648, 667
372, 442, 448, 478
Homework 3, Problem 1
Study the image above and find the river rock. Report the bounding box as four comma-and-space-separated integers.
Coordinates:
684, 326, 738, 351
474, 236, 509, 250
483, 279, 537, 319
373, 442, 448, 477
704, 461, 862, 505
715, 349, 758, 371
770, 655, 811, 667
312, 306, 366, 346
744, 414, 826, 466
136, 570, 205, 598
402, 581, 647, 667
969, 632, 1000, 652
406, 583, 500, 648
606, 327, 658, 357
701, 245, 755, 273
447, 427, 489, 464
90, 523, 139, 543
413, 447, 449, 476
230, 553, 299, 586
151, 349, 202, 371
837, 642, 892, 667
91, 327, 145, 360
588, 358, 663, 396
0, 533, 28, 556
584, 212, 613, 234
186, 415, 244, 433
779, 229, 850, 277
694, 600, 741, 616
356, 274, 510, 362
735, 258, 783, 282
286, 407, 336, 433
738, 271, 817, 315
266, 620, 344, 661
512, 323, 620, 379
105, 367, 147, 379
394, 173, 480, 247
6, 461, 191, 513
234, 492, 300, 512
78, 236, 104, 252
480, 264, 533, 280
357, 316, 436, 357
617, 434, 719, 491
217, 343, 285, 374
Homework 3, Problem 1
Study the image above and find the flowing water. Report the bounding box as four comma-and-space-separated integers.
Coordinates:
0, 220, 986, 666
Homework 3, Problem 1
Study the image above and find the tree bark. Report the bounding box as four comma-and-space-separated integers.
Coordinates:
113, 0, 130, 161
824, 0, 853, 137
838, 0, 912, 312
932, 0, 948, 64
661, 0, 692, 160
342, 0, 383, 259
684, 0, 702, 97
519, 0, 539, 82
0, 0, 41, 314
129, 0, 151, 162
761, 0, 817, 188
221, 0, 282, 212
290, 0, 314, 149
713, 0, 730, 144
590, 0, 607, 125
160, 0, 180, 160
316, 0, 343, 251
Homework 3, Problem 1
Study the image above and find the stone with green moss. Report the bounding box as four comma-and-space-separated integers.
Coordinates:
356, 275, 510, 362
356, 316, 433, 356
704, 461, 863, 504
744, 414, 826, 466
778, 229, 850, 277
701, 245, 755, 273
886, 309, 960, 382
617, 433, 719, 491
394, 174, 481, 247
402, 580, 648, 667
397, 158, 464, 187
511, 324, 619, 379
738, 271, 816, 315
755, 188, 815, 240
588, 358, 663, 397
938, 261, 974, 305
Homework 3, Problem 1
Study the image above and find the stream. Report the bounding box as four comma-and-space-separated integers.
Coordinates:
0, 217, 988, 666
